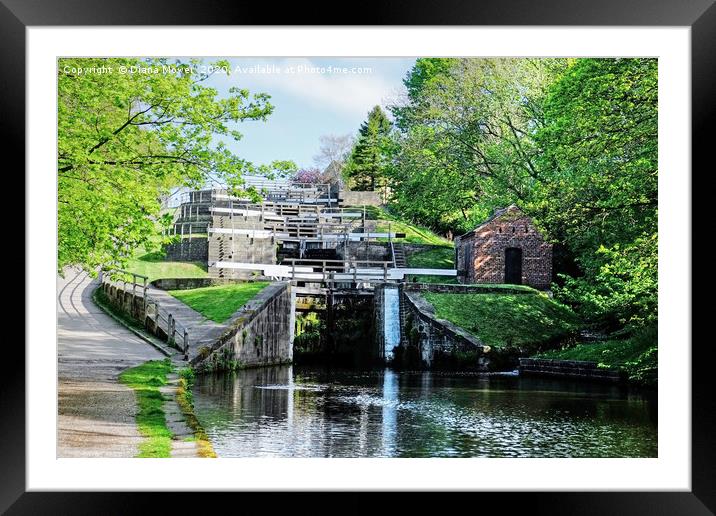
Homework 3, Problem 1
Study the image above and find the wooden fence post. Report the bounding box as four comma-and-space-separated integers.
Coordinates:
143, 278, 148, 311
168, 313, 174, 342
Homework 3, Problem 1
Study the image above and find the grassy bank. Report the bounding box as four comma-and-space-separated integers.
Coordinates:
169, 282, 270, 322
354, 205, 451, 246
126, 249, 207, 283
536, 326, 657, 385
176, 367, 217, 458
406, 246, 455, 268
423, 291, 580, 351
405, 246, 458, 284
119, 359, 174, 458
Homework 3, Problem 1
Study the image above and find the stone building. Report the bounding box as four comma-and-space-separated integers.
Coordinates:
455, 205, 552, 289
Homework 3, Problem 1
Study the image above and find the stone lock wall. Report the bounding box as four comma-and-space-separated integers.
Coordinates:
373, 283, 489, 369
208, 212, 277, 279
163, 237, 209, 262
401, 289, 487, 369
191, 282, 293, 372
338, 241, 390, 263
519, 358, 623, 383
455, 205, 552, 289
339, 190, 383, 206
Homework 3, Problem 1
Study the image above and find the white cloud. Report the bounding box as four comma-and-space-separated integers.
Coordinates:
227, 58, 402, 117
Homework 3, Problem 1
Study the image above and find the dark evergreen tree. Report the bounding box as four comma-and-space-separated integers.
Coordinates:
345, 105, 392, 191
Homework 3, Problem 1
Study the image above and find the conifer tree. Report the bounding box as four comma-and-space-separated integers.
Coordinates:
344, 105, 392, 191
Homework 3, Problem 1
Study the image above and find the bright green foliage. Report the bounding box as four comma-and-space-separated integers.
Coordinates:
344, 105, 392, 191
392, 57, 459, 130
169, 282, 270, 322
118, 359, 174, 458
532, 59, 658, 330
386, 58, 567, 234
405, 246, 457, 284
554, 234, 657, 329
385, 57, 657, 331
424, 292, 580, 351
356, 205, 451, 245
58, 58, 294, 272
537, 325, 657, 385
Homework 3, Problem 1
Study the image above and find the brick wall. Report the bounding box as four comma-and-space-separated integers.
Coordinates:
455, 206, 552, 289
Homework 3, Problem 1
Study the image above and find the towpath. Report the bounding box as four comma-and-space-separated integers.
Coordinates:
58, 268, 197, 457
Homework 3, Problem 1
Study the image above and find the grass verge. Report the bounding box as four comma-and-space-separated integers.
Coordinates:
169, 282, 270, 323
406, 246, 455, 269
119, 359, 174, 458
423, 291, 580, 351
126, 250, 208, 283
536, 325, 657, 385
405, 246, 458, 283
176, 367, 217, 458
350, 205, 451, 246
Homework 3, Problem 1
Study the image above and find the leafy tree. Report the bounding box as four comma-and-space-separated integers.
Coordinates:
58, 57, 292, 272
344, 105, 392, 191
386, 58, 566, 233
385, 57, 657, 330
392, 58, 459, 130
533, 58, 658, 330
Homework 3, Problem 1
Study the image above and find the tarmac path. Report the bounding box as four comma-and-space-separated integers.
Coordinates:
57, 268, 167, 457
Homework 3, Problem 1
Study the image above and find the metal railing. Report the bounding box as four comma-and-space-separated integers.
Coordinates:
100, 269, 190, 357
281, 258, 395, 283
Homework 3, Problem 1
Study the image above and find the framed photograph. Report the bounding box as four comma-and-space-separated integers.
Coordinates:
6, 0, 714, 512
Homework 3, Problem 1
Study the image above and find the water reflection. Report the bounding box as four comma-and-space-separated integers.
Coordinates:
192, 365, 657, 458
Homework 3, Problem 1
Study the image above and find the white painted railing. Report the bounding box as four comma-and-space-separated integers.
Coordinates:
211, 260, 457, 282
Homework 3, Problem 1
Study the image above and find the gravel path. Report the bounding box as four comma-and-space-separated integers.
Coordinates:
57, 268, 196, 458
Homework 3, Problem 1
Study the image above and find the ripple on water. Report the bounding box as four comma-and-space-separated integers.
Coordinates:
192, 368, 657, 458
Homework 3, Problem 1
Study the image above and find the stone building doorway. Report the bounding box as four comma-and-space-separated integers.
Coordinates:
505, 247, 523, 284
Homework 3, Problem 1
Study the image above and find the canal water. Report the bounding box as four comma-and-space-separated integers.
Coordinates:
192, 365, 657, 458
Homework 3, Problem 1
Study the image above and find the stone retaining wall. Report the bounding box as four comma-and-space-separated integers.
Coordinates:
191, 282, 293, 372
100, 282, 168, 340
151, 277, 262, 291
101, 282, 148, 321
519, 358, 623, 383
400, 288, 487, 369
340, 190, 383, 206
163, 237, 208, 262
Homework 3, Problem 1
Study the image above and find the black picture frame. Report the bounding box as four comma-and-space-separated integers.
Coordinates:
4, 0, 713, 513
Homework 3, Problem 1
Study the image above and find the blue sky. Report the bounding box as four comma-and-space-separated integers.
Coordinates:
202, 57, 416, 169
